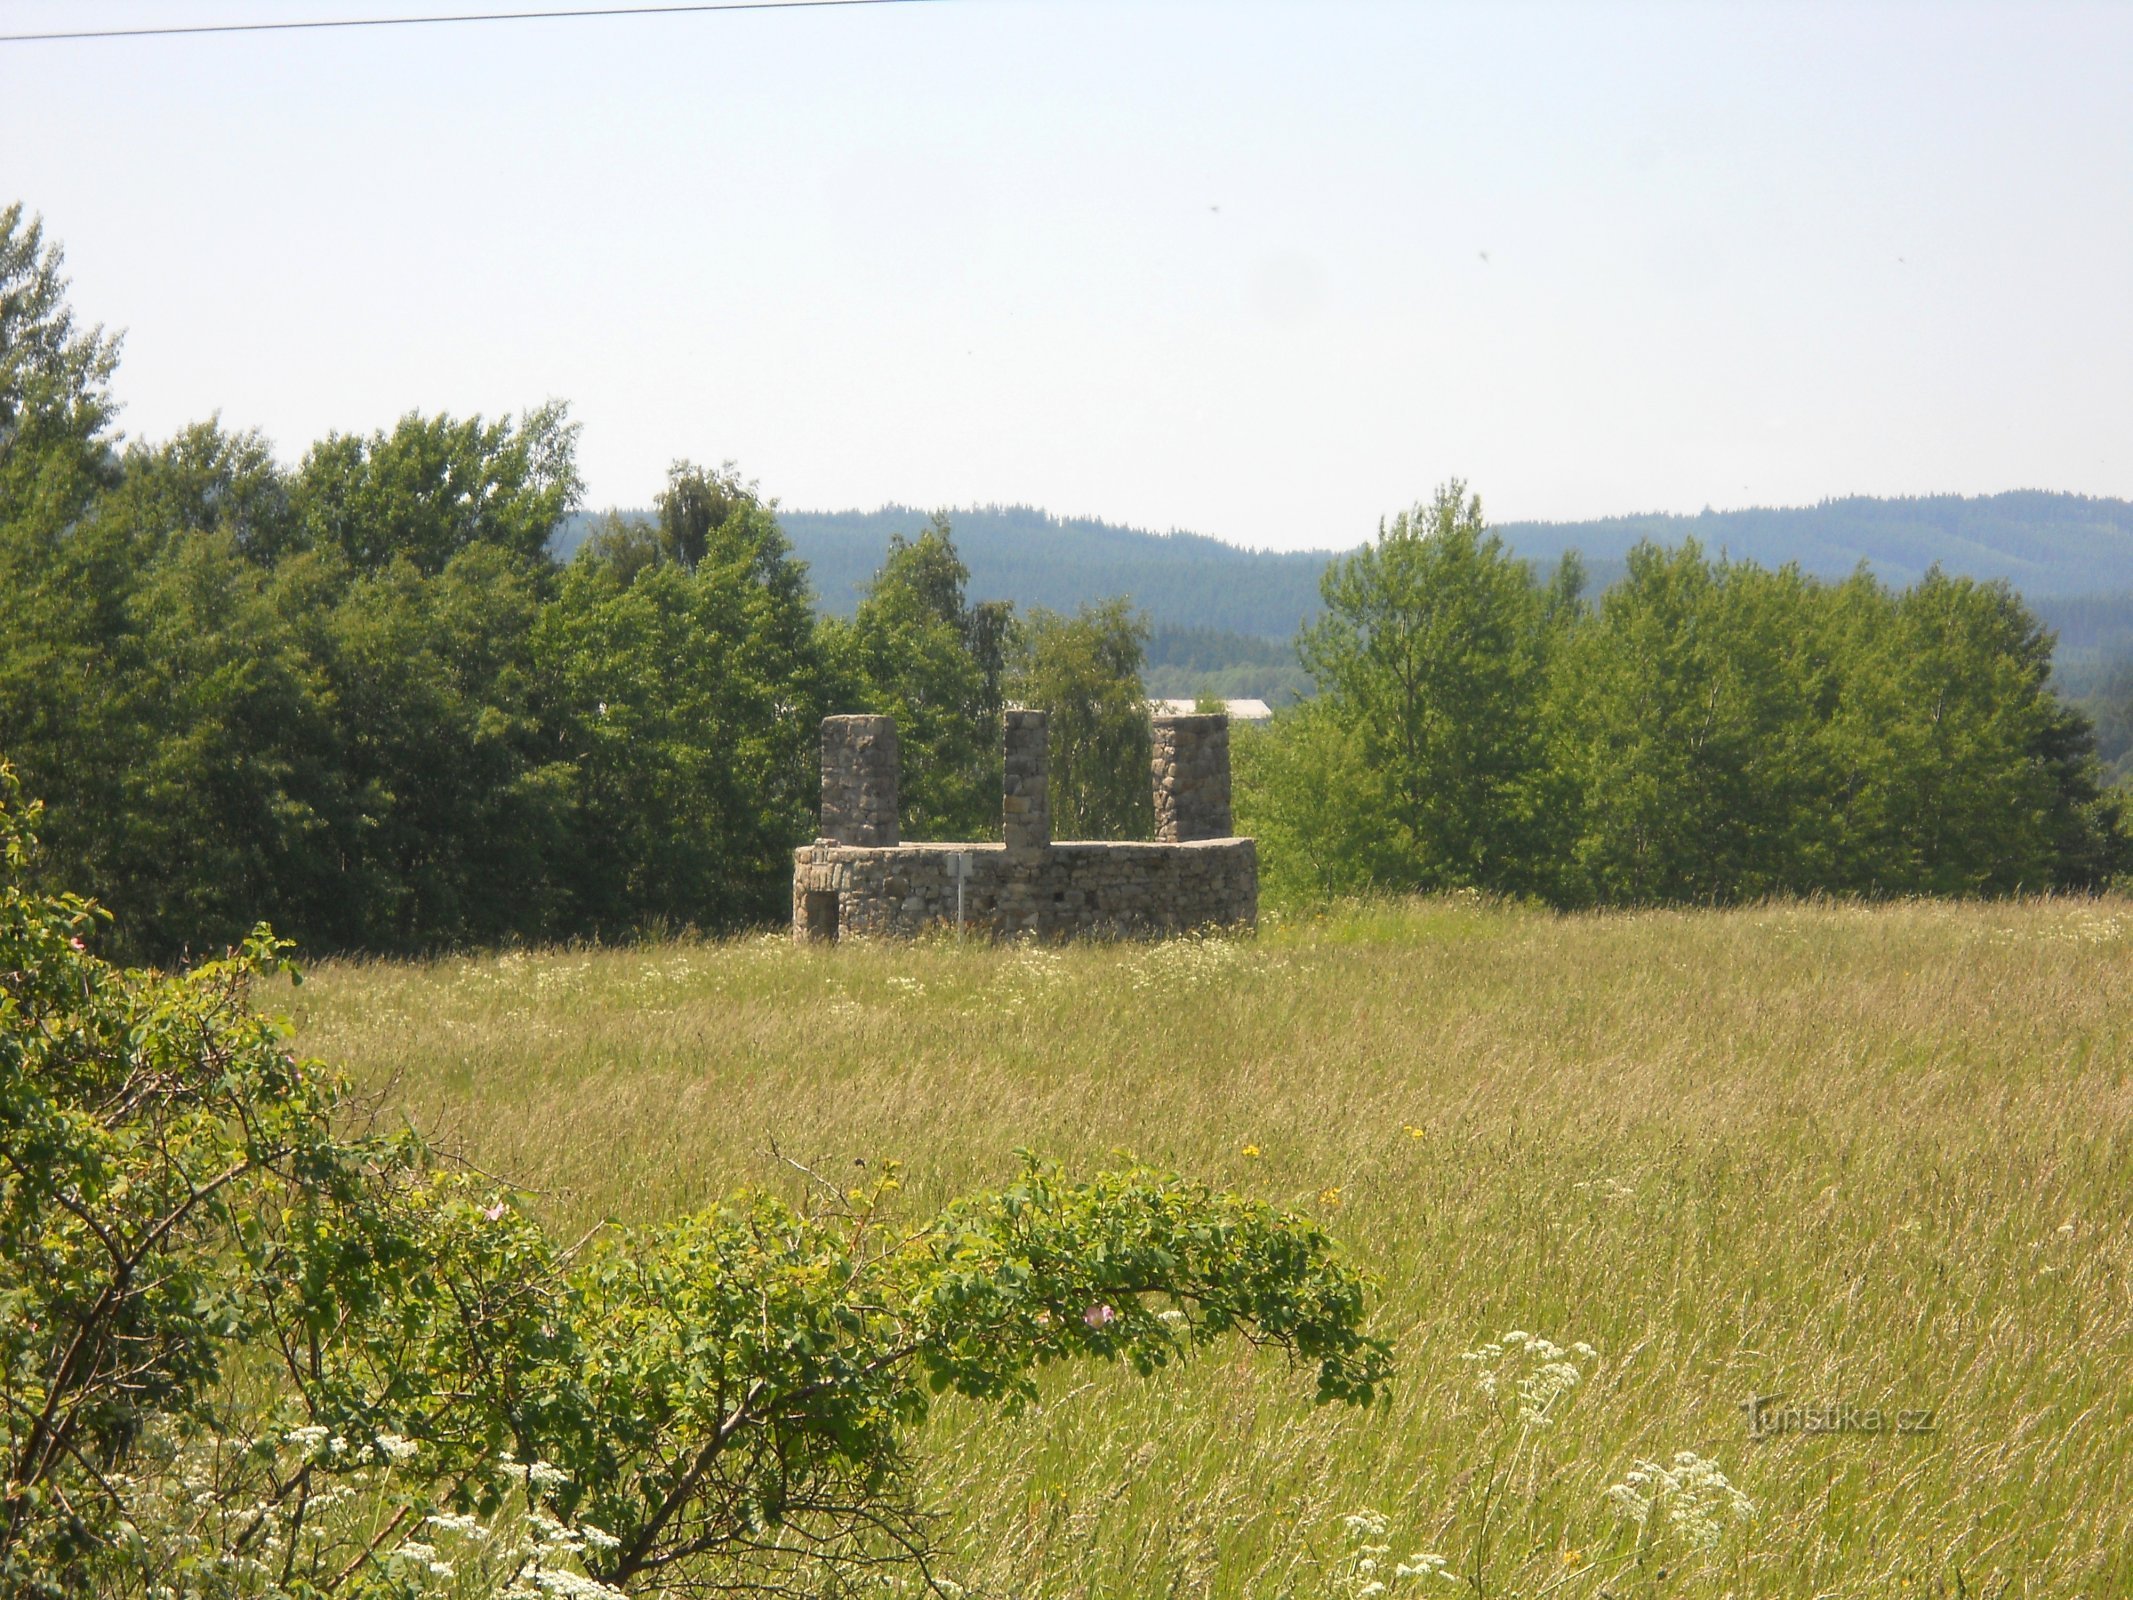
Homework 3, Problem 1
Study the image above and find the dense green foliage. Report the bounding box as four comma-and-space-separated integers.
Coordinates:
0, 212, 1163, 957
1298, 486, 1566, 896
819, 515, 1012, 840
0, 773, 1387, 1596
1242, 485, 2127, 906
1008, 599, 1155, 840
5, 207, 2124, 951
0, 300, 831, 957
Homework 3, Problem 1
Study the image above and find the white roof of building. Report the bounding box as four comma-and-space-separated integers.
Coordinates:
1150, 697, 1274, 723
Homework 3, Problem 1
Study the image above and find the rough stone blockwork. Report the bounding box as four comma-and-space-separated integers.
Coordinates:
818, 715, 899, 847
1002, 708, 1050, 857
794, 709, 1256, 941
1152, 713, 1232, 842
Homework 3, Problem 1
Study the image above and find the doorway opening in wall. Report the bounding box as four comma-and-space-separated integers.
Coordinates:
801, 889, 840, 943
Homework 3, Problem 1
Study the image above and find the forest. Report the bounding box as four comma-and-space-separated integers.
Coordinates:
2, 204, 2125, 963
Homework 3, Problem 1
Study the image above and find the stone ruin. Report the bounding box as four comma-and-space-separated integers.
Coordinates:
793, 709, 1256, 941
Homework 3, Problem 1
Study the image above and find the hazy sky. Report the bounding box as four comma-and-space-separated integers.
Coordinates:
6, 0, 2130, 550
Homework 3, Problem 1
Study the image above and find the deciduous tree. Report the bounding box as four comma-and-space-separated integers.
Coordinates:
1007, 598, 1153, 839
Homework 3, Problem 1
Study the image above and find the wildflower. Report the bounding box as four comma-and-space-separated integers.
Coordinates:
1319, 1186, 1343, 1208
1242, 1144, 1262, 1158
1461, 1330, 1597, 1426
485, 1201, 508, 1222
1402, 1124, 1425, 1139
525, 1460, 571, 1490
1083, 1303, 1116, 1329
1394, 1553, 1456, 1581
1605, 1451, 1755, 1549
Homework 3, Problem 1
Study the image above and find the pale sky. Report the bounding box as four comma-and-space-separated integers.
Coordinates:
6, 0, 2130, 551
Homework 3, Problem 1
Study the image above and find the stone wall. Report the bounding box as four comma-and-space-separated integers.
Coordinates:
792, 837, 1256, 940
1002, 707, 1051, 856
795, 707, 1256, 941
818, 714, 898, 847
1151, 713, 1232, 842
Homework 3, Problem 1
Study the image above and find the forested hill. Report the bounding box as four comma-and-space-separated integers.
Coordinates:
566, 490, 2133, 641
1500, 491, 2133, 599
564, 503, 1333, 633
763, 505, 1339, 639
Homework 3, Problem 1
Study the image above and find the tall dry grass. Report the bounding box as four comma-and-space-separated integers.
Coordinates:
286, 896, 2133, 1598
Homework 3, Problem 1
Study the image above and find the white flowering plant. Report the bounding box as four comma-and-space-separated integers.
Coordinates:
0, 766, 1392, 1598
1605, 1450, 1756, 1571
1324, 1510, 1458, 1598
1443, 1330, 1599, 1596
1460, 1330, 1598, 1432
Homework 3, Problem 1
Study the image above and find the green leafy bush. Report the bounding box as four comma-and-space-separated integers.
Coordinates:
0, 767, 1388, 1595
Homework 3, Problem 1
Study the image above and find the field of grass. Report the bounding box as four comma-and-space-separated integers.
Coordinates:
285, 897, 2133, 1599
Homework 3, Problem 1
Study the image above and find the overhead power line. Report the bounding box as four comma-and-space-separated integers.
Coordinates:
0, 0, 936, 45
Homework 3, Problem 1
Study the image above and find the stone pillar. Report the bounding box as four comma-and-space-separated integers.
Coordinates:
1151, 712, 1232, 841
818, 715, 898, 846
1002, 708, 1050, 857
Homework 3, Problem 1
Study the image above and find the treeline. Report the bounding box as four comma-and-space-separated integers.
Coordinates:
6, 206, 2125, 957
1237, 486, 2127, 905
0, 208, 1154, 960
753, 494, 2133, 644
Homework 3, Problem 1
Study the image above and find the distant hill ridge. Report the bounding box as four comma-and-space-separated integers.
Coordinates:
557, 490, 2133, 664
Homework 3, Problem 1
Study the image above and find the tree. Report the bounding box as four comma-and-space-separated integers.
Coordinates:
1545, 544, 1843, 904
542, 474, 827, 934
1823, 568, 2125, 895
0, 207, 130, 921
0, 769, 1391, 1595
2077, 656, 2133, 785
289, 404, 581, 575
1300, 483, 1557, 894
0, 204, 120, 530
578, 460, 786, 584
1232, 699, 1404, 903
822, 515, 1009, 840
312, 540, 570, 951
1004, 599, 1152, 839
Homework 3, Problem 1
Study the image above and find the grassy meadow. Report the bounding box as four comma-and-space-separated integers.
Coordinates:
284, 898, 2133, 1599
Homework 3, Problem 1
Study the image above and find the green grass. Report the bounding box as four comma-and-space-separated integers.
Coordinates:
286, 897, 2133, 1598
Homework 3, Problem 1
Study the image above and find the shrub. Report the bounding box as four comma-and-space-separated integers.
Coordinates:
0, 765, 1389, 1596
